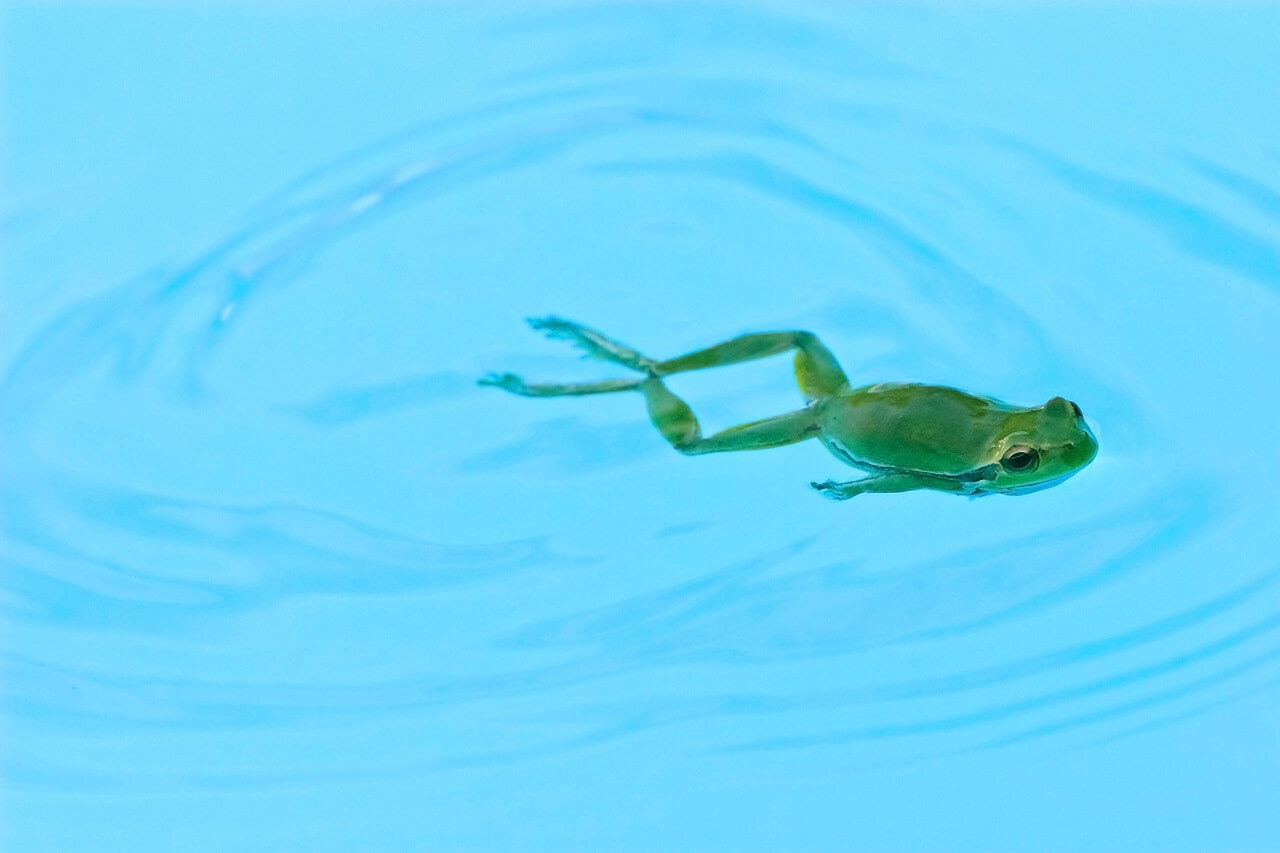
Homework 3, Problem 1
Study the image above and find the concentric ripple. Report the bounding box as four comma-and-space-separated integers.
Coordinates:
3, 0, 1279, 817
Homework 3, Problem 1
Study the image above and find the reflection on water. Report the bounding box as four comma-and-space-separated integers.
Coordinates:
3, 1, 1279, 845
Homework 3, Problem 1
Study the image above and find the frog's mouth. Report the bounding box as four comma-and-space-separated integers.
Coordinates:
998, 471, 1077, 495
958, 464, 999, 483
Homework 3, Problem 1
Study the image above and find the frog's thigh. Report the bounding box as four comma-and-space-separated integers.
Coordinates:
679, 407, 821, 455
655, 330, 849, 401
790, 333, 849, 401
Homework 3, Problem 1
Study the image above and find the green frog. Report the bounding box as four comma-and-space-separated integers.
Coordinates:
480, 317, 1098, 499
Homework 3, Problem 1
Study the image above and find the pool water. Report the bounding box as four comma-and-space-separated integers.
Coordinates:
3, 2, 1279, 850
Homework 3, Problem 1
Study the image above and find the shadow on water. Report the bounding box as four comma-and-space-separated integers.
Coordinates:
283, 371, 475, 426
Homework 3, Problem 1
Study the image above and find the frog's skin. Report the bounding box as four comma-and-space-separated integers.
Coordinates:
480, 317, 1098, 499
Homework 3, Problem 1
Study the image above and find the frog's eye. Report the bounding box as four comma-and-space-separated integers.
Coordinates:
1069, 401, 1083, 418
1001, 445, 1040, 473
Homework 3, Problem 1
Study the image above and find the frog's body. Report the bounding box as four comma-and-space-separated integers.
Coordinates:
481, 318, 1098, 499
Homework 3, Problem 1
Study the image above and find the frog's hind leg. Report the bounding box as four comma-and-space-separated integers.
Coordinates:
488, 316, 828, 454
479, 372, 642, 397
526, 317, 851, 402
479, 370, 817, 454
640, 377, 820, 455
655, 330, 850, 402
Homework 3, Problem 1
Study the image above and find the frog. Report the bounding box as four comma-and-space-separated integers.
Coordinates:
480, 317, 1098, 499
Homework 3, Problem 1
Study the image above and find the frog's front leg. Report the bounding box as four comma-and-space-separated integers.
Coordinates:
810, 472, 967, 500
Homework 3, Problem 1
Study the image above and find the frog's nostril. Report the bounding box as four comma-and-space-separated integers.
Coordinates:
1069, 401, 1083, 418
1065, 441, 1075, 452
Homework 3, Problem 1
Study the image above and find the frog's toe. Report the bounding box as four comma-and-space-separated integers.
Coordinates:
527, 315, 575, 340
810, 480, 857, 501
526, 315, 656, 373
478, 372, 531, 395
528, 316, 600, 353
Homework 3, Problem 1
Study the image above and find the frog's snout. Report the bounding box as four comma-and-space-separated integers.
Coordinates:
1044, 396, 1085, 420
1062, 429, 1099, 470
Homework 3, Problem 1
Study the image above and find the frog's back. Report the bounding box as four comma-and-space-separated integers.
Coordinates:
816, 383, 1017, 476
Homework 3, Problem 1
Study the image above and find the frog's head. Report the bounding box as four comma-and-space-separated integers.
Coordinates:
986, 396, 1098, 495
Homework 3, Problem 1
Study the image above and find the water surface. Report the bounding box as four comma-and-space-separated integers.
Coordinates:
3, 2, 1279, 850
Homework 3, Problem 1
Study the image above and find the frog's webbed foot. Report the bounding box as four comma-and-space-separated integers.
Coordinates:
478, 371, 537, 396
810, 479, 868, 501
527, 316, 658, 374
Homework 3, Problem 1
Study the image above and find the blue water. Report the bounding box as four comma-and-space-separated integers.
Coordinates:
3, 2, 1279, 850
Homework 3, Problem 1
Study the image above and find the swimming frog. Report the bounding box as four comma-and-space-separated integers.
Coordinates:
480, 317, 1098, 499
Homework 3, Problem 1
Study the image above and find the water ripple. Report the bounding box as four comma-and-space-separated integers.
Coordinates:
984, 130, 1280, 291
3, 3, 1277, 804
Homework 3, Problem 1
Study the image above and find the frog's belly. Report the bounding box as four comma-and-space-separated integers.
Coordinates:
819, 434, 994, 485
819, 435, 886, 472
